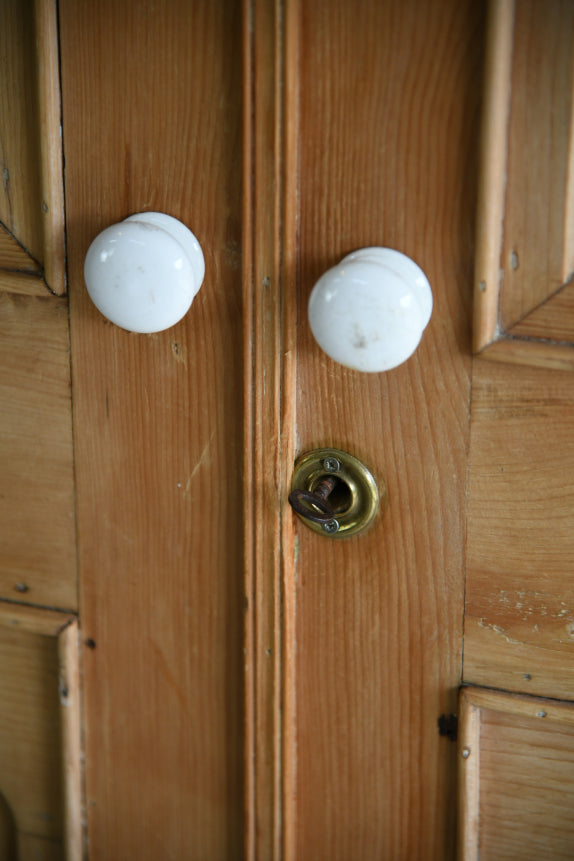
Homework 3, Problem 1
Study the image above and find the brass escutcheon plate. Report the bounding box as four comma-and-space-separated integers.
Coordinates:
290, 447, 385, 538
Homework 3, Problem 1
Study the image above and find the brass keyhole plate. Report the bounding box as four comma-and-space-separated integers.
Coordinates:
290, 447, 385, 538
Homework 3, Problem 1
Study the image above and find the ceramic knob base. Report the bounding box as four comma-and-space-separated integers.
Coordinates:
308, 247, 433, 372
84, 212, 205, 333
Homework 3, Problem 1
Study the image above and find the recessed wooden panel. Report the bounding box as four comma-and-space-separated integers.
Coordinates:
17, 835, 64, 861
0, 270, 48, 297
465, 360, 574, 698
0, 0, 65, 293
292, 0, 482, 857
0, 0, 42, 264
499, 0, 574, 332
0, 619, 63, 848
459, 687, 574, 861
59, 1, 244, 857
0, 225, 39, 272
0, 289, 76, 610
509, 282, 574, 341
0, 606, 80, 861
474, 0, 574, 368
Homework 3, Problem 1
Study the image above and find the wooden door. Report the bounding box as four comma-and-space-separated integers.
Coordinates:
459, 2, 574, 857
1, 0, 573, 859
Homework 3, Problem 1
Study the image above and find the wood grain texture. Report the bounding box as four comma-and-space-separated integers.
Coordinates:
60, 1, 244, 857
0, 618, 64, 851
242, 3, 282, 853
509, 280, 574, 340
0, 223, 41, 272
499, 0, 574, 331
0, 290, 76, 609
279, 5, 299, 856
473, 0, 514, 353
479, 336, 574, 371
33, 0, 66, 294
0, 0, 43, 262
0, 0, 65, 292
457, 692, 480, 861
292, 1, 482, 857
58, 620, 83, 861
242, 0, 298, 857
0, 603, 74, 637
17, 835, 64, 861
473, 0, 574, 366
0, 269, 49, 297
0, 607, 80, 860
0, 792, 16, 860
458, 687, 574, 861
465, 360, 574, 699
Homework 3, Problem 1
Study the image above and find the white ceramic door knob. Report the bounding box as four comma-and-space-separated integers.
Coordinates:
84, 212, 205, 333
308, 248, 432, 372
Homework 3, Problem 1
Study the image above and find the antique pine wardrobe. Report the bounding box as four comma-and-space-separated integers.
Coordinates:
1, 0, 574, 858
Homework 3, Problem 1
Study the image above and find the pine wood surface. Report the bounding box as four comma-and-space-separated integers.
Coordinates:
473, 0, 574, 364
290, 1, 483, 857
0, 793, 16, 861
60, 1, 244, 857
473, 0, 514, 354
465, 360, 574, 699
0, 290, 76, 609
0, 607, 80, 860
33, 0, 66, 294
479, 337, 574, 372
0, 269, 49, 297
242, 3, 282, 852
17, 835, 63, 861
3, 0, 574, 856
0, 0, 43, 263
0, 0, 64, 292
458, 687, 574, 860
0, 621, 64, 849
242, 0, 298, 856
499, 0, 574, 332
457, 691, 480, 860
0, 224, 40, 273
509, 281, 574, 341
0, 602, 74, 637
58, 619, 82, 861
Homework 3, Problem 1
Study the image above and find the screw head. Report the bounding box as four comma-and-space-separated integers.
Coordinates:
322, 518, 340, 534
323, 457, 341, 473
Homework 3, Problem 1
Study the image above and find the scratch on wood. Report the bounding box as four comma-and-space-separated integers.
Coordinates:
183, 431, 216, 497
478, 618, 523, 645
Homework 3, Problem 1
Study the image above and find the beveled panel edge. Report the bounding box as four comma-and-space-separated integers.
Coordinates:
477, 335, 574, 371
473, 0, 515, 354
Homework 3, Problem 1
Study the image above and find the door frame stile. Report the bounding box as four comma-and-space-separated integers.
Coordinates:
242, 0, 299, 856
